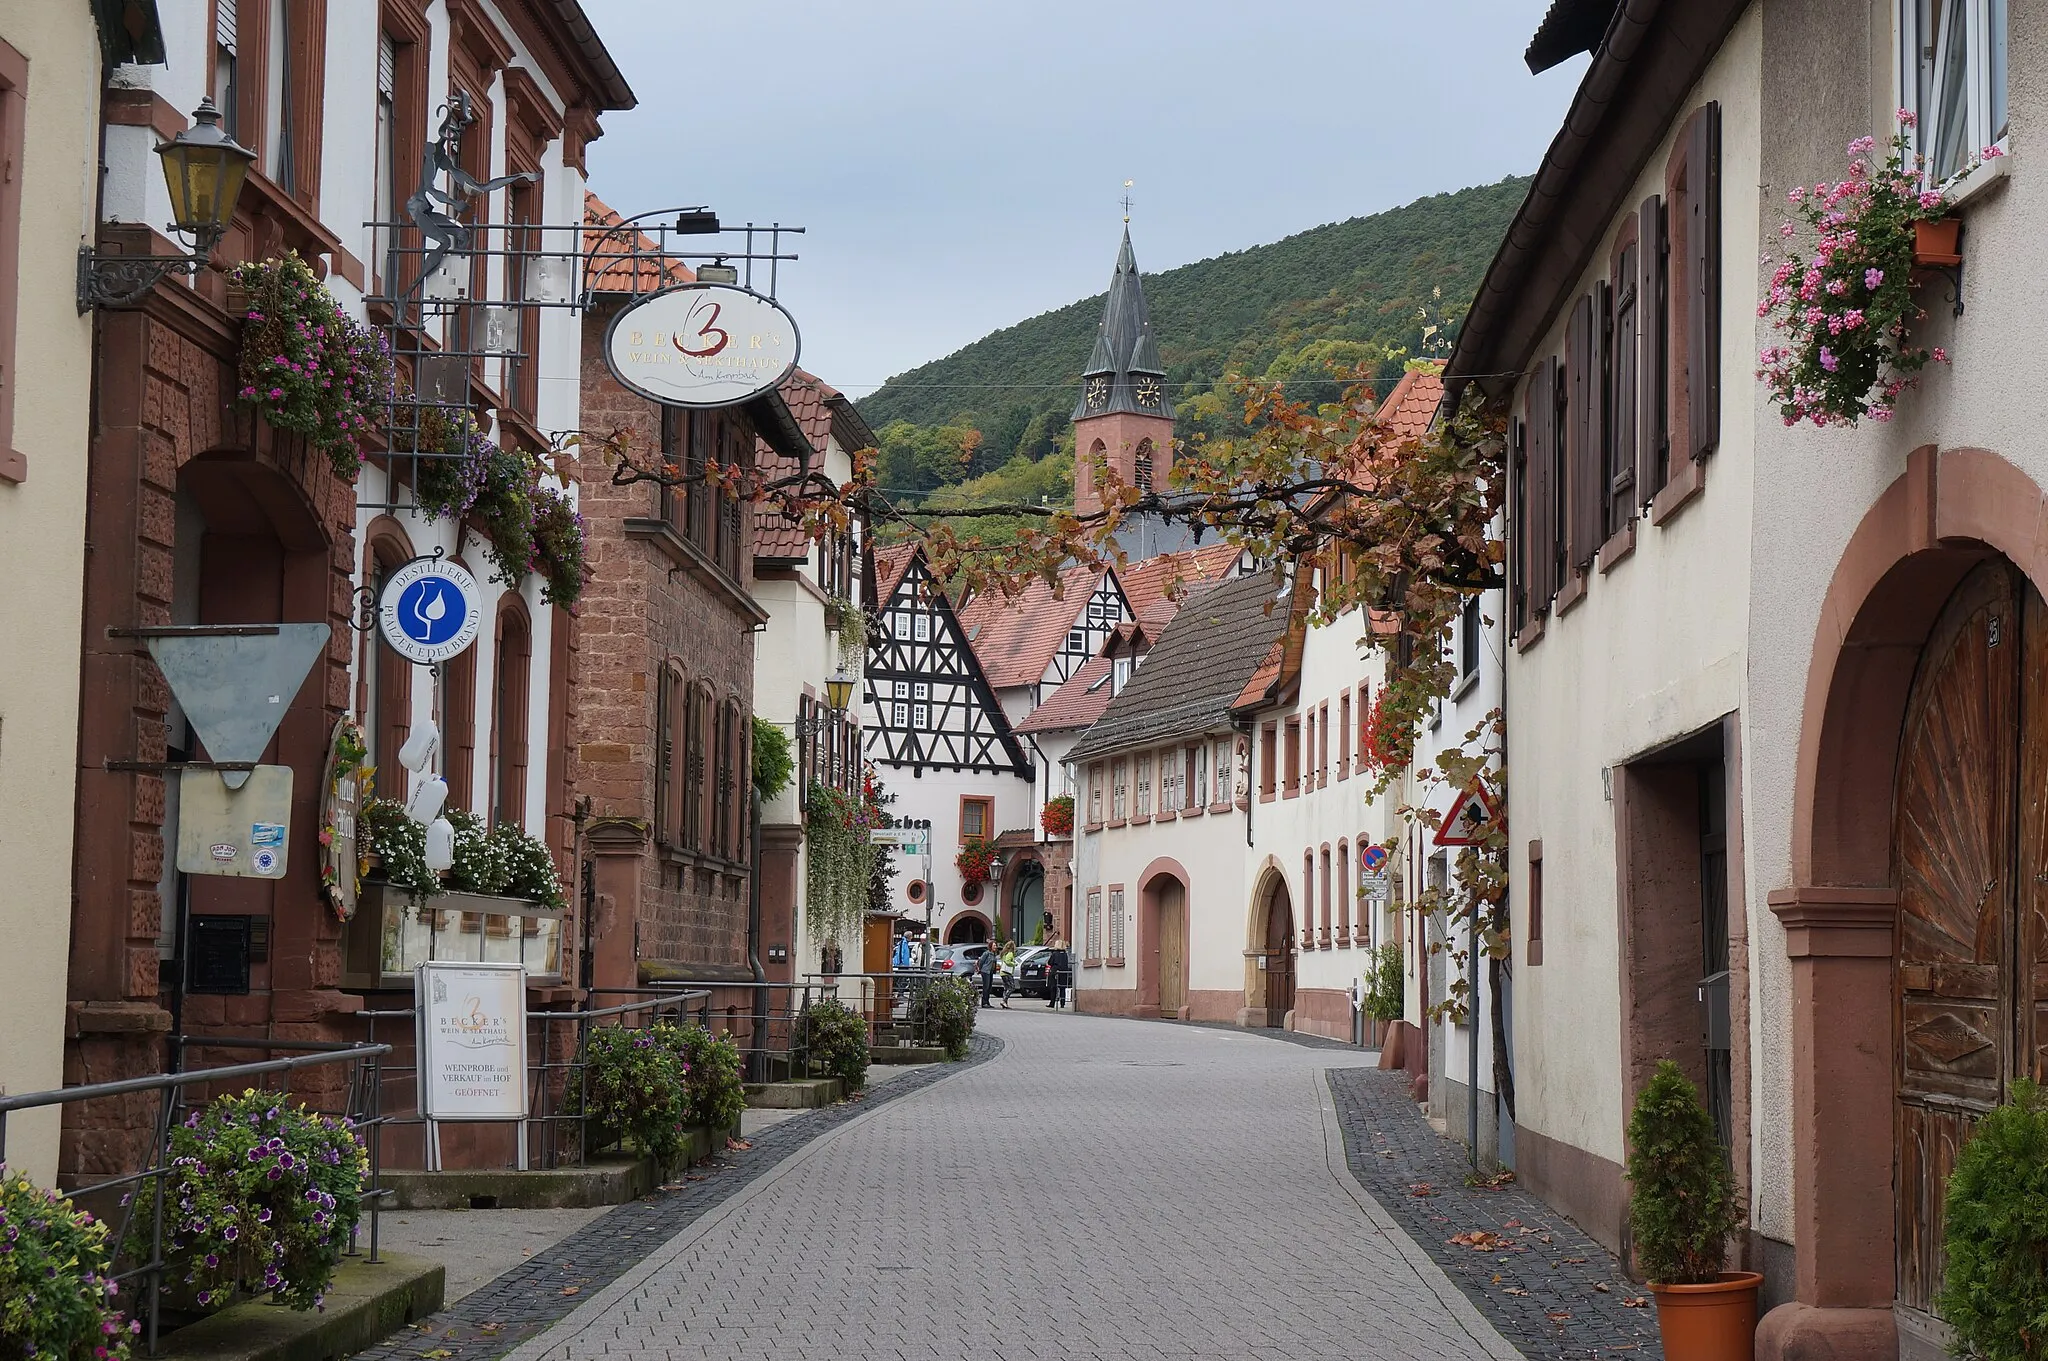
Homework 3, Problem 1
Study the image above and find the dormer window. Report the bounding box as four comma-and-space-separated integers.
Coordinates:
1113, 658, 1131, 693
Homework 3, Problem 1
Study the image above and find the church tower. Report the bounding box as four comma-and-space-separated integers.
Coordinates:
1072, 227, 1176, 520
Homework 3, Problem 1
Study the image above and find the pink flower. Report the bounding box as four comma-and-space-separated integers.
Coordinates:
1847, 135, 1876, 156
1779, 222, 1797, 238
1865, 267, 1884, 289
1819, 347, 1839, 372
1841, 308, 1865, 329
1827, 278, 1848, 296
1787, 186, 1807, 204
1918, 190, 1945, 210
1982, 143, 2006, 159
1897, 108, 1918, 128
1932, 347, 1950, 363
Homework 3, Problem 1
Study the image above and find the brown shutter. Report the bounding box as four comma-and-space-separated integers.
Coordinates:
1510, 416, 1528, 634
1610, 250, 1638, 537
1586, 281, 1609, 562
1686, 101, 1722, 462
1527, 358, 1557, 610
1565, 295, 1594, 572
1638, 195, 1666, 508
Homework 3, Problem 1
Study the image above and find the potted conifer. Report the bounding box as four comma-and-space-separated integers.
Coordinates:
1626, 1060, 1760, 1360
1937, 1079, 2048, 1360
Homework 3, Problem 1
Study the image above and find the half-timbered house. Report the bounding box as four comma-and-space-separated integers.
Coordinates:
863, 544, 1033, 942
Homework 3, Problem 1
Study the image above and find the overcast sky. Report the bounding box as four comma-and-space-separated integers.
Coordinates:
579, 1, 1586, 399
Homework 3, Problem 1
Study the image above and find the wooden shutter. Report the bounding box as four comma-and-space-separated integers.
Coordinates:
654, 664, 671, 843
1686, 102, 1722, 462
1585, 282, 1609, 564
1638, 195, 1667, 507
1611, 249, 1638, 537
1526, 359, 1557, 610
1510, 416, 1528, 634
1566, 294, 1600, 572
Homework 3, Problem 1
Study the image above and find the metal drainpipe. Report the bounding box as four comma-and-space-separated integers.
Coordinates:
747, 787, 768, 1083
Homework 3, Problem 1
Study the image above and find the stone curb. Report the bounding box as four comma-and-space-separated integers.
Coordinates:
345, 1035, 1001, 1361
161, 1251, 444, 1361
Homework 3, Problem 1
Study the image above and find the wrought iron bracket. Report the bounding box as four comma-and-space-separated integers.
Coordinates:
77, 243, 210, 313
1925, 258, 1966, 317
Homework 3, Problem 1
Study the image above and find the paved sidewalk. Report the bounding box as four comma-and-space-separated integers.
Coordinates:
496, 1008, 1521, 1361
1329, 1067, 1663, 1359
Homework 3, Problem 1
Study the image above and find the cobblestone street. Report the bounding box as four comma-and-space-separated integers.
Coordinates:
485, 1009, 1530, 1361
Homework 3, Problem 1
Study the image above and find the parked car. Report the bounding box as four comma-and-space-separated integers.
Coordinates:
930, 944, 991, 981
1012, 946, 1054, 998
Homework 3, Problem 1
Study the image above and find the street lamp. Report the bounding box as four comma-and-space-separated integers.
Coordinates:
824, 669, 855, 716
78, 98, 256, 312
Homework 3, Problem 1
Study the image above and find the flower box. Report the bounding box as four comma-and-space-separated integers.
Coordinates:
353, 877, 564, 983
1913, 217, 1962, 267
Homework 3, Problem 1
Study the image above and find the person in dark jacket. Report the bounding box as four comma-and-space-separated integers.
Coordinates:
1046, 939, 1072, 1009
976, 945, 998, 1008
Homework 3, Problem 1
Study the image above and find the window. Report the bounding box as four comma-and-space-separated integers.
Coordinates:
1564, 286, 1608, 576
1516, 356, 1565, 621
892, 612, 910, 641
492, 602, 531, 828
1108, 887, 1127, 962
961, 796, 992, 842
1337, 840, 1351, 947
1356, 685, 1371, 763
890, 679, 908, 729
1283, 718, 1301, 795
1088, 763, 1104, 824
262, 0, 291, 185
1086, 889, 1103, 963
1356, 841, 1375, 950
913, 612, 930, 642
683, 684, 706, 849
1214, 738, 1233, 805
1303, 852, 1317, 949
445, 637, 476, 812
1527, 839, 1545, 966
1192, 745, 1207, 808
1066, 628, 1084, 651
1902, 0, 2008, 185
1159, 752, 1181, 812
1665, 103, 1722, 471
1260, 723, 1277, 797
1607, 229, 1641, 540
214, 3, 239, 141
1111, 759, 1128, 820
1461, 595, 1481, 680
372, 33, 395, 287
1304, 710, 1316, 785
912, 681, 929, 731
1318, 703, 1330, 783
1134, 754, 1152, 817
1133, 439, 1154, 492
1319, 846, 1333, 947
1338, 692, 1352, 776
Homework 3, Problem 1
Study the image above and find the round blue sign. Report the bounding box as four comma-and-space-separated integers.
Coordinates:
1361, 844, 1389, 873
378, 559, 483, 665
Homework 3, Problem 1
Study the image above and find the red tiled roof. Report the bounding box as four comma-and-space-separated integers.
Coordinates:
1015, 655, 1117, 735
871, 544, 916, 603
1376, 367, 1445, 445
583, 190, 693, 295
753, 370, 841, 564
955, 563, 1101, 690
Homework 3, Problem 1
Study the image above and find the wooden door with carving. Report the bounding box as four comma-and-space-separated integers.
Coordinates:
1894, 560, 2045, 1321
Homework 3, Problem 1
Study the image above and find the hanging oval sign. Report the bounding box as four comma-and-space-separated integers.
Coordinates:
378, 557, 483, 665
602, 282, 801, 409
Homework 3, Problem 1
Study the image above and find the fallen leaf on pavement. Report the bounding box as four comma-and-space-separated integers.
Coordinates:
1448, 1230, 1505, 1251
725, 1137, 752, 1151
1593, 1283, 1611, 1293
1546, 1311, 1572, 1323
1622, 1296, 1649, 1308
560, 1287, 581, 1296
1503, 1287, 1530, 1297
1410, 1181, 1438, 1197
1563, 1256, 1588, 1264
420, 1351, 453, 1359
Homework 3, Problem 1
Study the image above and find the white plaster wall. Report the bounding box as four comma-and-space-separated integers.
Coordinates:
867, 762, 1033, 938
0, 0, 104, 1187
1741, 0, 2048, 1248
1505, 7, 1762, 1173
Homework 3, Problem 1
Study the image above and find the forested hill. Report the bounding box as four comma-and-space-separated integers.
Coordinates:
855, 175, 1529, 504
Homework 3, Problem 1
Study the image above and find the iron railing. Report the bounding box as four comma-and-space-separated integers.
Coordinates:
0, 1045, 391, 1355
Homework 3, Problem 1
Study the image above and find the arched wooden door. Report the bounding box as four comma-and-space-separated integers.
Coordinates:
1894, 559, 2048, 1323
1265, 880, 1296, 1027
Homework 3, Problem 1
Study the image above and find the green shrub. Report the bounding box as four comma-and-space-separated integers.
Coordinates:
1, 1166, 136, 1358
792, 998, 869, 1092
1624, 1060, 1736, 1285
1939, 1079, 2048, 1359
752, 718, 794, 801
664, 1025, 746, 1134
578, 1026, 691, 1169
910, 976, 977, 1060
1364, 941, 1404, 1023
143, 1089, 368, 1312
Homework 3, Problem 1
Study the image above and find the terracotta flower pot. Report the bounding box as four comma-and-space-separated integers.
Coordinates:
1914, 218, 1963, 267
1649, 1271, 1763, 1361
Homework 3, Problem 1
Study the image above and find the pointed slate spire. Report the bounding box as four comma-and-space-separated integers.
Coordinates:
1072, 226, 1175, 420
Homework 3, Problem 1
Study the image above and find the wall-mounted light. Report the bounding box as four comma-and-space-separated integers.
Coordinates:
78, 98, 255, 312
824, 670, 855, 716
695, 258, 739, 285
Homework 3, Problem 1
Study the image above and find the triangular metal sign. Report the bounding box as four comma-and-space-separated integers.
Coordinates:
147, 624, 330, 788
1433, 781, 1501, 847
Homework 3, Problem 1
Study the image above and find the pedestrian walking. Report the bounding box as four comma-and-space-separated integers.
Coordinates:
892, 932, 912, 971
998, 943, 1019, 1007
976, 944, 998, 1008
1047, 937, 1072, 1009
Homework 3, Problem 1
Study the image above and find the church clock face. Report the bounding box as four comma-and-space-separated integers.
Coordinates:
1135, 377, 1162, 408
1085, 376, 1109, 411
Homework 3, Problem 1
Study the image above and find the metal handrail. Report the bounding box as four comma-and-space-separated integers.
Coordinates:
0, 1044, 390, 1356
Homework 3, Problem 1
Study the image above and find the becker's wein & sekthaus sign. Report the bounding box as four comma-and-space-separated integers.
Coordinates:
601, 282, 800, 408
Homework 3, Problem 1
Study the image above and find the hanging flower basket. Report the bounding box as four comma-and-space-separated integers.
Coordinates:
228, 252, 394, 481
1040, 795, 1074, 838
956, 837, 997, 887
1363, 689, 1413, 776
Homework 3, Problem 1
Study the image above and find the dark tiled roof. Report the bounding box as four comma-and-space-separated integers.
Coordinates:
1067, 570, 1292, 763
1015, 655, 1117, 735
956, 564, 1101, 690
1525, 0, 1620, 73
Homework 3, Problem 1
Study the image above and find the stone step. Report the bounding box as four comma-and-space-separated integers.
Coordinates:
159, 1250, 443, 1361
745, 1077, 844, 1108
870, 1046, 948, 1064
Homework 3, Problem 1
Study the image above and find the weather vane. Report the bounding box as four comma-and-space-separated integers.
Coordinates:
1122, 179, 1134, 224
